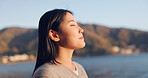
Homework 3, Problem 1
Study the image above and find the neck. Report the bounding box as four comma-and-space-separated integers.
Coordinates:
56, 46, 75, 71
56, 46, 74, 64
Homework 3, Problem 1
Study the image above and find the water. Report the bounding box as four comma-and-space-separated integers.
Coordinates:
1, 53, 148, 78
75, 53, 148, 78
0, 62, 34, 78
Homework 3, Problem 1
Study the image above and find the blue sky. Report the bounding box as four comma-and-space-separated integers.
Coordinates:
0, 0, 148, 31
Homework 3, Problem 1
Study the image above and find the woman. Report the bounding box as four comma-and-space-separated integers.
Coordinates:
32, 9, 88, 78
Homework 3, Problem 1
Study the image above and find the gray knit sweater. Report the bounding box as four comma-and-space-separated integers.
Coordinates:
33, 62, 88, 78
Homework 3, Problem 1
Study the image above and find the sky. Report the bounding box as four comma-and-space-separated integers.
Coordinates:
0, 0, 148, 31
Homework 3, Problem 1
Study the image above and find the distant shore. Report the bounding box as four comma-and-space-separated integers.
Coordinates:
0, 60, 35, 65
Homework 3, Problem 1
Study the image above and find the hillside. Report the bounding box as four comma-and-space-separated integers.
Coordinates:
0, 24, 148, 57
77, 24, 148, 56
0, 27, 38, 56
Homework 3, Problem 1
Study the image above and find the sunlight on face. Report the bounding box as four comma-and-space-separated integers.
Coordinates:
57, 12, 85, 50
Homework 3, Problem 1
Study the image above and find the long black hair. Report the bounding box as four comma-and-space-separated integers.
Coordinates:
33, 9, 72, 74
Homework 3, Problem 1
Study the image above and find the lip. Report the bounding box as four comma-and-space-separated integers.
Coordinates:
79, 36, 84, 39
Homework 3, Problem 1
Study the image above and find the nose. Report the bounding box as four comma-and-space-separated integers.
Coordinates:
79, 26, 84, 34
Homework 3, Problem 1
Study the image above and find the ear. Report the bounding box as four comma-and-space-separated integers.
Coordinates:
49, 30, 60, 42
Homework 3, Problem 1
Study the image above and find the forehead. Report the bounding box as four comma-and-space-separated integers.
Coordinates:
59, 12, 76, 29
63, 12, 76, 22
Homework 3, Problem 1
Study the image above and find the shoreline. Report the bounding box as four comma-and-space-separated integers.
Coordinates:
0, 60, 35, 65
0, 53, 144, 65
0, 56, 81, 65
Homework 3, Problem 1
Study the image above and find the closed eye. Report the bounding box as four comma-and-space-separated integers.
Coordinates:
70, 25, 76, 26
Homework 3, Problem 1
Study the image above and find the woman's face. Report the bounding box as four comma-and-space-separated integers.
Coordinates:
57, 12, 85, 50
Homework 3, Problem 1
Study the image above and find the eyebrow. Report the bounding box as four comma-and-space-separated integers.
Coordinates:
67, 20, 75, 23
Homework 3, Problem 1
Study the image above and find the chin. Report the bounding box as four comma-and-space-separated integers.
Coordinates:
70, 41, 86, 49
79, 42, 86, 49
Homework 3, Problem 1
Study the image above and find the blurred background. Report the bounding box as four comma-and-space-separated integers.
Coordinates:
0, 0, 148, 78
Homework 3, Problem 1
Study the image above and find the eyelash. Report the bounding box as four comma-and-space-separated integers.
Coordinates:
71, 25, 75, 26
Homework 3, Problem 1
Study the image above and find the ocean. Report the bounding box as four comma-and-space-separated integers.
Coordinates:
1, 53, 148, 78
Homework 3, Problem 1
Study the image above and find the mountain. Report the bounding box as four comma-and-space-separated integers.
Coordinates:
0, 27, 38, 56
0, 24, 148, 56
77, 24, 148, 56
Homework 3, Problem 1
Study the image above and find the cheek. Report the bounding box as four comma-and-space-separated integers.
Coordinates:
57, 27, 84, 49
59, 33, 76, 45
58, 34, 85, 49
60, 28, 78, 39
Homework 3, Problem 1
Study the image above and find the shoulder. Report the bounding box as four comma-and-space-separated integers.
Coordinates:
73, 61, 84, 69
33, 63, 58, 78
35, 63, 57, 73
